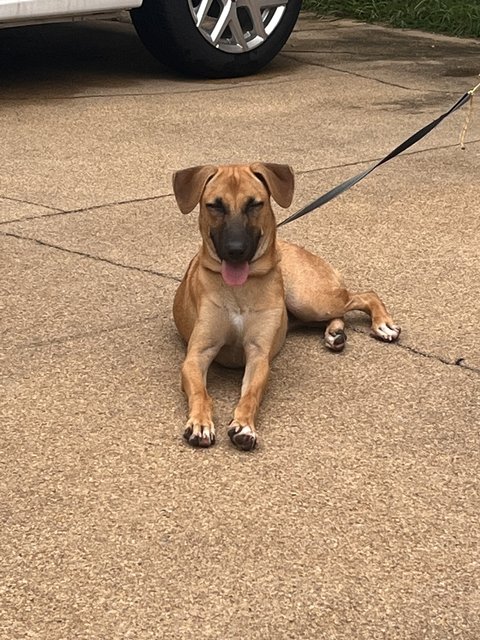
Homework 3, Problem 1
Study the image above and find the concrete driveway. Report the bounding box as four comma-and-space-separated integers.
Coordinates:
1, 13, 479, 639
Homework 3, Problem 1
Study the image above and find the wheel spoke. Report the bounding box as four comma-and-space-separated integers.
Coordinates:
210, 1, 234, 45
229, 12, 249, 50
247, 5, 267, 40
194, 0, 215, 28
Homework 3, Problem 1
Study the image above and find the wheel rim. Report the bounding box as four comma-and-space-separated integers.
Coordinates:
188, 0, 288, 54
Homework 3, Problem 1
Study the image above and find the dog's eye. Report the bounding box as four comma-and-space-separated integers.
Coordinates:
206, 199, 227, 216
245, 199, 263, 215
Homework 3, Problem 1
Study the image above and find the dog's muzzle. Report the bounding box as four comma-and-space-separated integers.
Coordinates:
211, 220, 261, 286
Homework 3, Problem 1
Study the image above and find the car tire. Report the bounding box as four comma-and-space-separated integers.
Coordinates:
131, 0, 302, 79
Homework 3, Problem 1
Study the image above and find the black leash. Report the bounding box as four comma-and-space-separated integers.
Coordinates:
277, 82, 479, 228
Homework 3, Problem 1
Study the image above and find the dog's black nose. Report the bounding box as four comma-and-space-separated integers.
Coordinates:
225, 239, 247, 262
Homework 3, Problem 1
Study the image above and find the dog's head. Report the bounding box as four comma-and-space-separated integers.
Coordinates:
172, 163, 294, 286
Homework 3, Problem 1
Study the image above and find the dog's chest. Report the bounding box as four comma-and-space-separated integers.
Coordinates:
228, 309, 246, 340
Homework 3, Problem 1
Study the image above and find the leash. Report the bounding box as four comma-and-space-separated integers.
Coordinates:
277, 80, 480, 228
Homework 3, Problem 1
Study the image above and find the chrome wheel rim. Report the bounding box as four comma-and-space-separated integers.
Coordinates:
188, 0, 288, 54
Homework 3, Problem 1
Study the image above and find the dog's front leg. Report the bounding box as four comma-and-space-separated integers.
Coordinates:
228, 344, 270, 451
182, 327, 222, 448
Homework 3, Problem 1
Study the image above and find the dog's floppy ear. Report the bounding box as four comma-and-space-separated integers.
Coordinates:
250, 162, 294, 208
172, 165, 218, 214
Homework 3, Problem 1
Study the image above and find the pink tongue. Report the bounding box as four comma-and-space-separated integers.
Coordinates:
221, 261, 249, 286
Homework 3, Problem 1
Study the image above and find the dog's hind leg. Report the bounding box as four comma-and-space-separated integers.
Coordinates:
345, 291, 401, 342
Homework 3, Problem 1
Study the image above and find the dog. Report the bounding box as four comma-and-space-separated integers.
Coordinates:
172, 163, 400, 451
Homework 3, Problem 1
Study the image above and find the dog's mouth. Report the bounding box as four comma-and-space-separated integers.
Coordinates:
221, 260, 250, 287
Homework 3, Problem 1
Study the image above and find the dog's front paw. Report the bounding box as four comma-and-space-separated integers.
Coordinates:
228, 421, 257, 451
184, 419, 215, 448
373, 322, 401, 342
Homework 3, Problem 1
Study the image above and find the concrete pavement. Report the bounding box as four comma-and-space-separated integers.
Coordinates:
1, 14, 479, 639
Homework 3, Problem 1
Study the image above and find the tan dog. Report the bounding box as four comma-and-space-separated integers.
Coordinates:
172, 163, 400, 451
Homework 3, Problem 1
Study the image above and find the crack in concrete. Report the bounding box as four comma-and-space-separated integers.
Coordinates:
0, 193, 172, 226
1, 230, 181, 283
12, 313, 164, 352
351, 327, 480, 376
282, 53, 459, 93
295, 139, 480, 176
0, 194, 62, 214
0, 77, 296, 104
3, 229, 478, 377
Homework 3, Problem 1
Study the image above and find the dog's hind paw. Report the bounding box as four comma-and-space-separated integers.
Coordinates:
373, 322, 401, 342
228, 422, 257, 451
325, 329, 347, 352
184, 419, 215, 448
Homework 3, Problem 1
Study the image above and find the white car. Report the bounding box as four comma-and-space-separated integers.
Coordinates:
0, 0, 302, 77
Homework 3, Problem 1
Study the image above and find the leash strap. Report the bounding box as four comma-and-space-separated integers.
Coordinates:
277, 86, 477, 228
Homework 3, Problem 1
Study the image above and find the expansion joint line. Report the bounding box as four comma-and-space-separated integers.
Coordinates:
351, 327, 479, 375
1, 230, 181, 282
